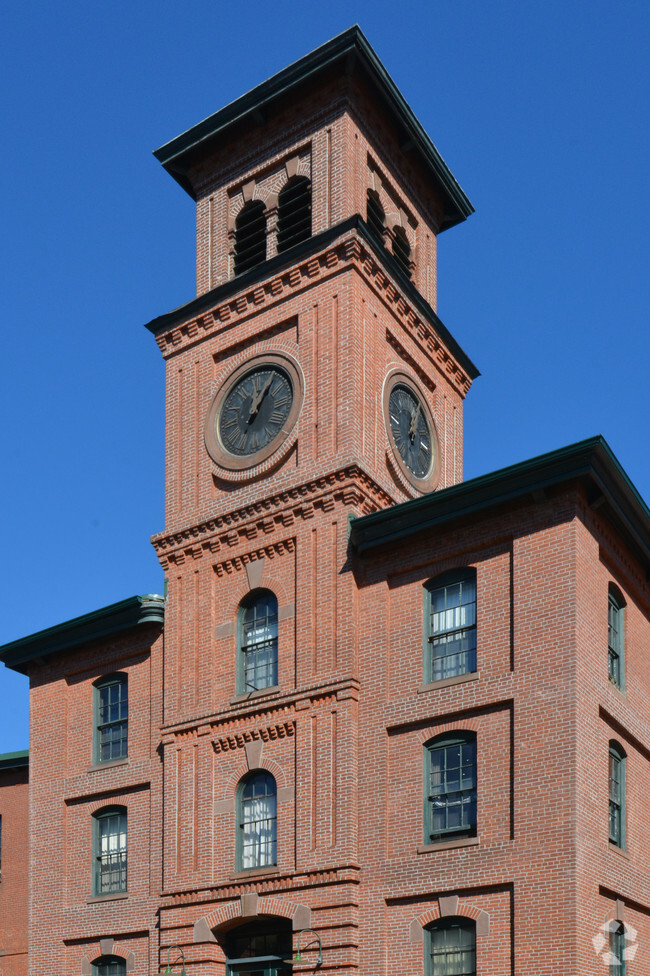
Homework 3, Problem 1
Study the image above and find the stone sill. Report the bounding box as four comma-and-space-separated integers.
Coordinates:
230, 866, 280, 881
86, 892, 128, 904
418, 671, 480, 694
230, 686, 281, 706
87, 758, 129, 773
417, 836, 480, 854
608, 842, 630, 859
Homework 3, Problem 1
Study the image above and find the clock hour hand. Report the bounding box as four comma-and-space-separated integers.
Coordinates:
409, 403, 421, 441
248, 374, 273, 419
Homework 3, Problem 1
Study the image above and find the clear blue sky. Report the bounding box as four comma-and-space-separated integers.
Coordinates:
1, 1, 648, 750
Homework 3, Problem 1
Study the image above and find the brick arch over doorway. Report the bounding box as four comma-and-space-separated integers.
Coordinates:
193, 894, 311, 942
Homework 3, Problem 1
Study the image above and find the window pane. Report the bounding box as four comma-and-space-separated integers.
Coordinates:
428, 737, 477, 840
429, 575, 477, 681
95, 811, 127, 894
240, 593, 278, 692
240, 773, 277, 869
429, 920, 476, 976
97, 677, 128, 762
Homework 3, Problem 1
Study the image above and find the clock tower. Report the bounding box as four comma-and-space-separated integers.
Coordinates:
146, 26, 477, 973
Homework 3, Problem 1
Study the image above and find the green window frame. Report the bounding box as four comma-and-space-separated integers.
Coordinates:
609, 921, 627, 976
608, 741, 626, 848
426, 918, 476, 976
92, 957, 126, 976
425, 570, 477, 683
608, 585, 625, 689
425, 732, 477, 842
236, 771, 277, 871
94, 673, 128, 763
238, 591, 278, 694
93, 807, 127, 895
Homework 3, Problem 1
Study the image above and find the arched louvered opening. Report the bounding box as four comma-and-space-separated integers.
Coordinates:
366, 189, 386, 241
234, 200, 267, 275
392, 226, 412, 278
277, 177, 311, 253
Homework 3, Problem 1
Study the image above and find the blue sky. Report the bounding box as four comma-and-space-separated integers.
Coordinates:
1, 1, 648, 750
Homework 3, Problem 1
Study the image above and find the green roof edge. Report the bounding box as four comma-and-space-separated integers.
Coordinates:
0, 594, 165, 675
0, 749, 29, 770
145, 214, 480, 381
350, 436, 650, 567
153, 26, 473, 229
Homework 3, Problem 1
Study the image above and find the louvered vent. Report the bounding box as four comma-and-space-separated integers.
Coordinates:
277, 177, 311, 253
366, 190, 385, 240
392, 227, 412, 279
234, 201, 267, 275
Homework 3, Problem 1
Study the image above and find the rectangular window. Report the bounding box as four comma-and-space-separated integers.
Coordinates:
608, 745, 625, 848
95, 675, 128, 763
428, 735, 477, 841
427, 572, 477, 682
608, 588, 624, 688
94, 809, 127, 894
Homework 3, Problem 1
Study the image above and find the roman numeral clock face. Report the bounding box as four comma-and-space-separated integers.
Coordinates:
384, 375, 440, 492
219, 366, 293, 456
204, 355, 303, 473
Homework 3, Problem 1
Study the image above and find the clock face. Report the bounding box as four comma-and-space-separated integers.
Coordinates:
387, 382, 434, 480
218, 365, 294, 457
204, 353, 303, 473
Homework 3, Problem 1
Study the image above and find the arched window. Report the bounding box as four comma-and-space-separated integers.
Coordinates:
366, 189, 385, 240
93, 807, 127, 895
277, 177, 311, 252
608, 741, 626, 848
234, 200, 267, 275
225, 918, 292, 975
92, 957, 126, 976
237, 770, 277, 870
426, 732, 477, 843
608, 584, 625, 689
238, 590, 278, 693
425, 570, 477, 683
426, 918, 476, 976
94, 673, 128, 763
392, 225, 412, 278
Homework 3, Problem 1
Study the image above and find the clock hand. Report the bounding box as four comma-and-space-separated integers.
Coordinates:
409, 403, 421, 441
248, 374, 273, 419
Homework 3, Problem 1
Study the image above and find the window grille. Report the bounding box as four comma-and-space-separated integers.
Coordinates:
234, 201, 267, 275
277, 177, 311, 252
238, 771, 277, 870
427, 918, 476, 976
239, 591, 278, 693
366, 189, 385, 240
95, 675, 128, 763
94, 808, 127, 894
608, 743, 625, 847
392, 226, 412, 278
427, 572, 477, 682
608, 586, 624, 688
427, 734, 477, 841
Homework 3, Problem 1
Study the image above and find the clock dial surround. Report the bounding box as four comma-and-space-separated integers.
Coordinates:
205, 353, 303, 472
383, 370, 440, 492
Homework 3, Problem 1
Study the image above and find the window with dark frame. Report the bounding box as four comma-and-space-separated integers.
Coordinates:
276, 177, 311, 252
237, 770, 277, 871
608, 585, 625, 688
95, 674, 128, 763
92, 957, 126, 976
93, 807, 127, 895
426, 571, 477, 683
608, 742, 625, 848
238, 590, 278, 693
426, 917, 476, 976
234, 200, 267, 275
426, 732, 477, 842
225, 917, 292, 976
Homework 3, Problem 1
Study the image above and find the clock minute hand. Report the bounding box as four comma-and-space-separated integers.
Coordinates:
248, 374, 273, 419
409, 403, 421, 441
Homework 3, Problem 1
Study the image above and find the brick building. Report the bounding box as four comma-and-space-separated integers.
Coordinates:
1, 26, 649, 976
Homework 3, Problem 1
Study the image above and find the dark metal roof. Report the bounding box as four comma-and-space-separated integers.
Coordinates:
145, 214, 480, 381
0, 749, 29, 771
0, 595, 165, 675
350, 437, 650, 571
153, 26, 473, 231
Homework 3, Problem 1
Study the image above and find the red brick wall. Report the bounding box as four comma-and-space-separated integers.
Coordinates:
0, 765, 28, 976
